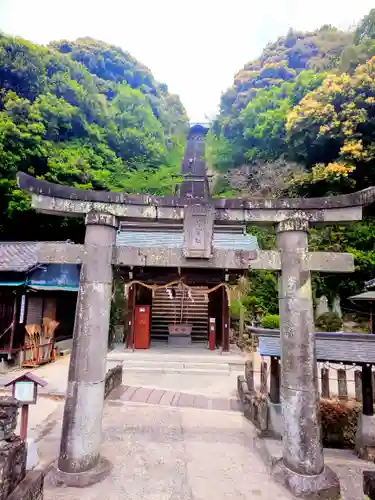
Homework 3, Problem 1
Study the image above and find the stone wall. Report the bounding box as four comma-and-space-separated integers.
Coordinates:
7, 471, 44, 500
238, 374, 364, 448
364, 471, 375, 499
0, 398, 44, 500
0, 437, 27, 499
238, 376, 270, 435
104, 365, 123, 399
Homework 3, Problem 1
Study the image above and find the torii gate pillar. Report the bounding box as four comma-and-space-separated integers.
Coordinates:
273, 218, 339, 497
57, 212, 117, 484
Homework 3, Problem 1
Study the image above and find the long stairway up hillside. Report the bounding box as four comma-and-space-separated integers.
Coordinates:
179, 124, 208, 199
150, 287, 209, 344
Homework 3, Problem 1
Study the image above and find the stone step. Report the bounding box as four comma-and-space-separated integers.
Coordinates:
108, 351, 244, 363
107, 385, 242, 412
151, 316, 208, 322
107, 354, 245, 373
118, 360, 230, 370
116, 366, 232, 375
152, 301, 208, 305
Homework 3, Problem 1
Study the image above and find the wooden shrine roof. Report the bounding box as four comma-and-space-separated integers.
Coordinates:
349, 291, 375, 301
116, 227, 258, 252
248, 327, 375, 364
0, 242, 39, 272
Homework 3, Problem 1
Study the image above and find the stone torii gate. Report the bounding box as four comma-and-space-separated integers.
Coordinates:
17, 171, 375, 496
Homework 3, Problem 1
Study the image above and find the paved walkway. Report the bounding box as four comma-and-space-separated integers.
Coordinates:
28, 391, 373, 500
42, 401, 294, 500
0, 349, 362, 400
108, 385, 242, 412
0, 349, 372, 499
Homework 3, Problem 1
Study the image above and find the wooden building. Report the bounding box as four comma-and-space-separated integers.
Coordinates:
117, 222, 258, 348
0, 243, 78, 367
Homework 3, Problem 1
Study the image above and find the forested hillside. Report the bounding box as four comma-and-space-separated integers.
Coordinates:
208, 8, 375, 317
0, 35, 188, 240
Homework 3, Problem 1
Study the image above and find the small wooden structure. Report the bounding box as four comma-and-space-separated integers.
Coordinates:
349, 289, 375, 333
5, 372, 47, 440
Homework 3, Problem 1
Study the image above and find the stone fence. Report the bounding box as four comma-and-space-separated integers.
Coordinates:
7, 471, 44, 500
364, 471, 375, 499
237, 360, 368, 449
104, 364, 123, 399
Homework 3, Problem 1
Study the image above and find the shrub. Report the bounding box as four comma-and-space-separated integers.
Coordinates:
319, 399, 360, 448
242, 295, 259, 311
316, 312, 343, 332
261, 314, 280, 329
230, 300, 243, 320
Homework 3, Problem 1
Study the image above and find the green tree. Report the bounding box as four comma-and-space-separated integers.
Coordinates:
286, 57, 375, 190
0, 34, 188, 241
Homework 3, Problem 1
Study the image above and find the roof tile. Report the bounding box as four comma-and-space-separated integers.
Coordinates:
0, 243, 38, 272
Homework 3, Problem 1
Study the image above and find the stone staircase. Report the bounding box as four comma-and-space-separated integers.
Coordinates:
150, 287, 209, 344
179, 129, 208, 198
107, 348, 245, 376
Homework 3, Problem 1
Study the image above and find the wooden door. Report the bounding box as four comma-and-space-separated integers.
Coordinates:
0, 290, 14, 350
134, 305, 150, 349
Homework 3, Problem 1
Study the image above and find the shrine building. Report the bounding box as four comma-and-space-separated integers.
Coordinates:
4, 123, 258, 356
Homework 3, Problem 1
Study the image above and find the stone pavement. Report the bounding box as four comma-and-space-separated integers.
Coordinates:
25, 390, 373, 500
255, 436, 375, 500
0, 355, 71, 396
107, 384, 242, 412
0, 349, 372, 499
42, 401, 295, 500
0, 349, 361, 400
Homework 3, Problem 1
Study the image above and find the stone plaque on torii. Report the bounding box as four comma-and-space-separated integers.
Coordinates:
16, 171, 375, 496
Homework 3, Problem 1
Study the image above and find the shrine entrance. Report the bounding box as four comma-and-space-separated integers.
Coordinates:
14, 122, 375, 498
124, 272, 230, 350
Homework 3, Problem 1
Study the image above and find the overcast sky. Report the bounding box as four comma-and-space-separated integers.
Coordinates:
1, 0, 374, 121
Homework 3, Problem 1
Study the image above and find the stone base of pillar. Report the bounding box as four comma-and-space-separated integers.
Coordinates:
49, 457, 112, 488
355, 413, 375, 462
267, 399, 282, 439
273, 460, 340, 499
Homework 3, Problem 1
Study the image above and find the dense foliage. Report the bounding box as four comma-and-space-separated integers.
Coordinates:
0, 35, 188, 240
315, 312, 343, 332
211, 8, 375, 317
260, 314, 280, 329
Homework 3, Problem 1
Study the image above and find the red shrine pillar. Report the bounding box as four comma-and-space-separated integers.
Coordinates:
222, 286, 230, 352
126, 284, 136, 349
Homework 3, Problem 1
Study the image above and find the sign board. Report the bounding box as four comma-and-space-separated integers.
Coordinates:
19, 295, 26, 323
5, 372, 47, 406
183, 205, 214, 259
14, 381, 35, 404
